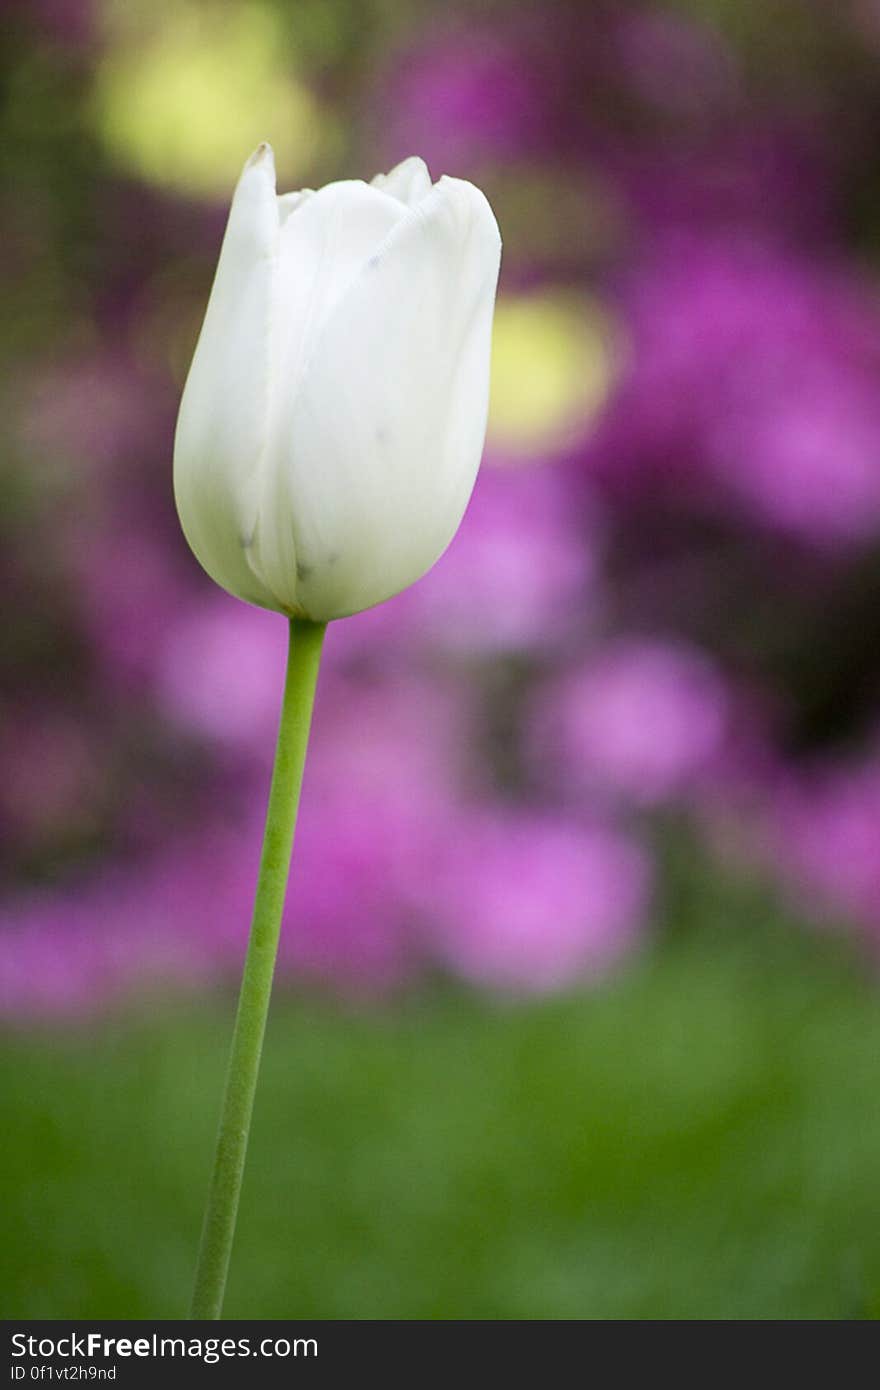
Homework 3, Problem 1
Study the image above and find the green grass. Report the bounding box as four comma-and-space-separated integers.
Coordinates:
2, 867, 880, 1320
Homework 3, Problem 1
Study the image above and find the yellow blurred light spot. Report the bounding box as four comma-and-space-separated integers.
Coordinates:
92, 1, 321, 197
488, 291, 618, 456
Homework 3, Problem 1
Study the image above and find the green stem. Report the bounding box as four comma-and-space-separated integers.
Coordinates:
190, 616, 326, 1320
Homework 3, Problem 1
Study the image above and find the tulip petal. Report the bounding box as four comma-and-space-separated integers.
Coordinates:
173, 144, 280, 609
243, 180, 410, 609
271, 180, 408, 425
277, 189, 314, 225
249, 176, 501, 619
370, 157, 433, 207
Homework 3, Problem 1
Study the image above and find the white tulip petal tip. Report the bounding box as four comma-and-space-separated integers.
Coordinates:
246, 142, 274, 170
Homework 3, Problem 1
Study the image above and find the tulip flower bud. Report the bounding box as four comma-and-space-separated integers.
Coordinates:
173, 144, 502, 621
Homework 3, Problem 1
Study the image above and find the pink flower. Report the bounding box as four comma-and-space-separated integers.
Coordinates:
401, 461, 598, 656
155, 598, 286, 750
529, 638, 731, 808
768, 754, 880, 937
414, 809, 651, 993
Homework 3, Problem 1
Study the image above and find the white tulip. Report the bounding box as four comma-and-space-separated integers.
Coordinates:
173, 144, 502, 622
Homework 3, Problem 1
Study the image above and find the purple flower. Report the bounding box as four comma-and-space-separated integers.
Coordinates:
766, 752, 880, 937
710, 354, 880, 543
529, 638, 731, 808
588, 238, 880, 545
150, 801, 427, 997
400, 461, 598, 656
0, 870, 210, 1023
278, 794, 425, 994
172, 666, 478, 992
413, 808, 651, 994
380, 8, 836, 252
155, 597, 286, 751
0, 665, 479, 1016
66, 517, 192, 692
377, 20, 547, 171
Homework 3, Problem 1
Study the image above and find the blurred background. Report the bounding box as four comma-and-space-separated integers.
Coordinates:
3, 0, 880, 1319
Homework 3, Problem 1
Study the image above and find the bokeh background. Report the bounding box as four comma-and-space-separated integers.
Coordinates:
4, 0, 880, 1319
